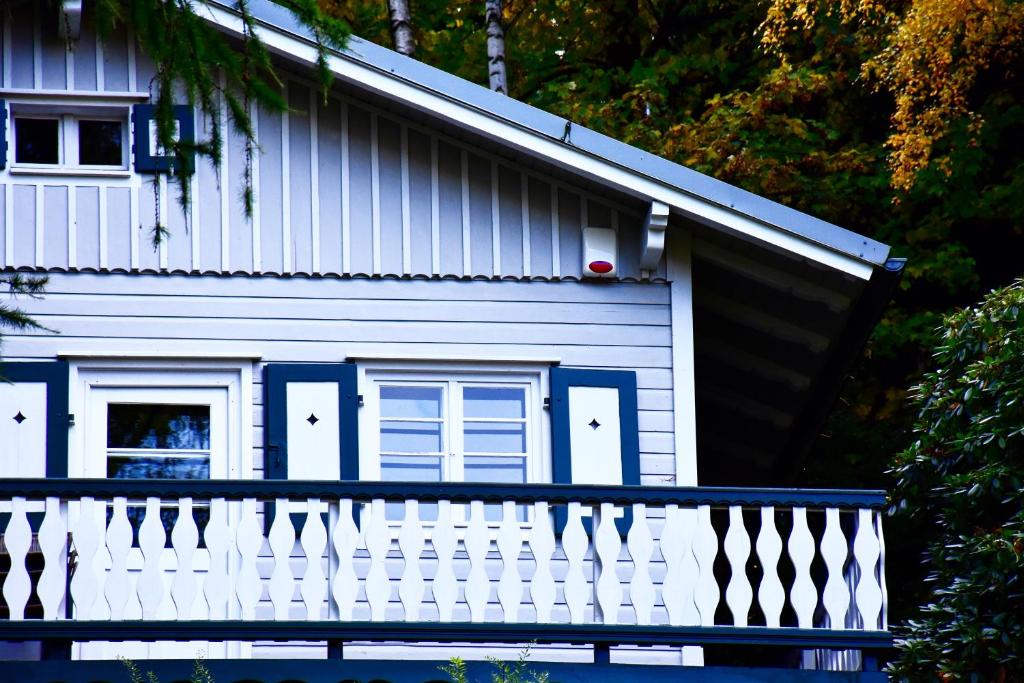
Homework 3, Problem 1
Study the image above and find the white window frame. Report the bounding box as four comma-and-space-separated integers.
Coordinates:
8, 102, 131, 176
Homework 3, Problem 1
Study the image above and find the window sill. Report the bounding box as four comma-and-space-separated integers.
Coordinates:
8, 166, 132, 178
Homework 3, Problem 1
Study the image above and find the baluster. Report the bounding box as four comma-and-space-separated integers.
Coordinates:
137, 497, 167, 620
755, 506, 784, 628
331, 499, 359, 621
528, 501, 555, 623
70, 497, 100, 620
300, 498, 328, 621
497, 500, 523, 623
593, 502, 623, 625
2, 497, 32, 620
398, 500, 425, 622
724, 505, 752, 626
464, 500, 490, 623
693, 504, 719, 626
105, 497, 133, 620
171, 497, 200, 620
364, 499, 391, 622
627, 503, 654, 625
37, 497, 68, 620
661, 504, 699, 626
269, 499, 297, 620
203, 497, 233, 620
876, 510, 888, 630
853, 508, 882, 630
788, 506, 816, 628
235, 498, 263, 620
562, 502, 589, 624
431, 500, 458, 622
821, 507, 849, 629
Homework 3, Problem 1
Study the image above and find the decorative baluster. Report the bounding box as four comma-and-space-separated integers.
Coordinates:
876, 510, 888, 630
2, 497, 32, 620
431, 500, 458, 622
364, 499, 391, 622
853, 508, 882, 630
724, 505, 752, 626
528, 501, 555, 623
464, 500, 490, 623
788, 506, 816, 628
138, 497, 167, 619
562, 502, 589, 624
497, 500, 523, 623
593, 502, 623, 625
269, 499, 297, 620
627, 503, 654, 626
398, 499, 425, 622
203, 497, 233, 620
300, 498, 328, 621
105, 497, 133, 620
693, 504, 719, 626
331, 499, 359, 621
70, 497, 101, 620
755, 506, 784, 628
171, 497, 200, 620
37, 497, 68, 620
821, 507, 849, 629
235, 498, 263, 620
661, 505, 699, 626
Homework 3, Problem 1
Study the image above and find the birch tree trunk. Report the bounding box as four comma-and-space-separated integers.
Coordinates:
485, 0, 507, 95
387, 0, 415, 57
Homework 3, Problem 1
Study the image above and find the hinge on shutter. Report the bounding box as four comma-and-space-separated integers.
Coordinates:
543, 397, 550, 409
357, 394, 364, 406
67, 413, 75, 426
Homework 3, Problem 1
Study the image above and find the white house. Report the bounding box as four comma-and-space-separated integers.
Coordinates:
0, 1, 902, 681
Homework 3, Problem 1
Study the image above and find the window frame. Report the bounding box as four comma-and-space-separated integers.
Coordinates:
9, 103, 130, 175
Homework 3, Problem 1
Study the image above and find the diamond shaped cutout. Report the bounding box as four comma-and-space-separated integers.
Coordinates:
589, 418, 600, 430
306, 413, 319, 426
13, 411, 26, 424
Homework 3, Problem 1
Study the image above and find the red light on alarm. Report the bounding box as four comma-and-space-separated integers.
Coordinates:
588, 260, 614, 274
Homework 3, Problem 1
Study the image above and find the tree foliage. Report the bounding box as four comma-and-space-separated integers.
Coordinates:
888, 279, 1024, 680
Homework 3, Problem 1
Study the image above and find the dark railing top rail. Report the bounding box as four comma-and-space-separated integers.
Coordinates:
0, 478, 887, 509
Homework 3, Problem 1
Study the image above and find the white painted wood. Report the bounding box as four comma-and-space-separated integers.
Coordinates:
203, 497, 233, 620
460, 148, 471, 276
300, 498, 328, 621
129, 181, 140, 269
562, 502, 589, 624
95, 31, 105, 90
137, 497, 167, 619
279, 93, 292, 273
626, 503, 655, 625
2, 12, 10, 89
431, 499, 458, 622
549, 184, 560, 278
370, 112, 381, 275
853, 508, 882, 630
788, 506, 816, 628
496, 500, 523, 623
723, 505, 752, 626
126, 27, 137, 92
268, 497, 296, 620
527, 501, 555, 623
693, 504, 719, 626
0, 381, 46, 477
158, 174, 168, 270
4, 183, 12, 268
490, 160, 501, 276
568, 386, 622, 485
190, 159, 200, 270
520, 173, 531, 277
331, 498, 359, 621
400, 124, 411, 275
104, 496, 133, 620
430, 135, 440, 275
34, 183, 44, 267
250, 100, 262, 272
341, 101, 351, 274
364, 498, 391, 621
70, 497, 100, 620
284, 382, 341, 479
37, 497, 68, 620
668, 229, 698, 485
876, 510, 888, 630
2, 497, 32, 620
170, 497, 200, 620
67, 181, 77, 268
309, 89, 321, 274
755, 506, 784, 628
464, 500, 490, 623
821, 507, 850, 629
593, 502, 622, 625
397, 499, 426, 622
218, 75, 230, 272
235, 497, 263, 620
98, 186, 109, 269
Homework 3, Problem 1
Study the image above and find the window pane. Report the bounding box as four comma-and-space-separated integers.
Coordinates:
381, 420, 442, 453
107, 456, 211, 480
15, 118, 59, 164
464, 422, 526, 453
381, 455, 441, 521
381, 386, 442, 418
464, 456, 527, 522
463, 387, 525, 419
107, 404, 211, 450
78, 120, 123, 166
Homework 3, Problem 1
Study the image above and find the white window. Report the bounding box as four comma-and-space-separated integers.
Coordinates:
11, 106, 129, 172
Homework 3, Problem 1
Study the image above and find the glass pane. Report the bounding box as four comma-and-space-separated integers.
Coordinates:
464, 422, 526, 453
15, 118, 59, 164
463, 387, 525, 419
381, 455, 441, 521
78, 120, 123, 166
464, 455, 527, 522
381, 386, 442, 418
107, 404, 211, 450
381, 420, 442, 453
107, 456, 211, 480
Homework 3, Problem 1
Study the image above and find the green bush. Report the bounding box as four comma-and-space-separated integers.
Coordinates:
889, 278, 1024, 681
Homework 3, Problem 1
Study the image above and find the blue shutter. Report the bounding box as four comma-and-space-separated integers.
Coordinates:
0, 100, 7, 170
550, 367, 640, 535
0, 361, 69, 477
131, 104, 196, 174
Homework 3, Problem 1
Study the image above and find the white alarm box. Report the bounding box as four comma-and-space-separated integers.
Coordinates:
582, 227, 618, 278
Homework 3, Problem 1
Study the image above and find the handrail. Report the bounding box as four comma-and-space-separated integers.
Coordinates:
0, 478, 887, 509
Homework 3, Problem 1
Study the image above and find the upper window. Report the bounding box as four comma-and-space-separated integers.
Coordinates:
12, 111, 128, 170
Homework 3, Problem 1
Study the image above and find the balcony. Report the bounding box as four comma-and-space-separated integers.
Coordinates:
0, 478, 889, 681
